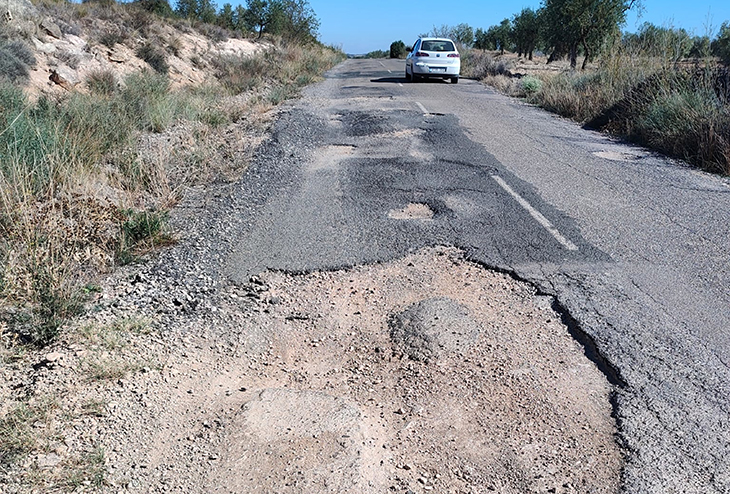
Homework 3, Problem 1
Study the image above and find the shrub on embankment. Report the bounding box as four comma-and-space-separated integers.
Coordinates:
532, 64, 730, 175
462, 49, 730, 176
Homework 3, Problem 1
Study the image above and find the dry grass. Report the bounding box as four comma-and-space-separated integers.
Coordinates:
0, 396, 109, 491
0, 10, 344, 346
213, 40, 345, 100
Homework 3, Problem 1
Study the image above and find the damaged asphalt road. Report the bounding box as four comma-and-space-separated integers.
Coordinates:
223, 58, 730, 493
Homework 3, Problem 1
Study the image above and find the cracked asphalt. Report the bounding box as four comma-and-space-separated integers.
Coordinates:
225, 58, 730, 493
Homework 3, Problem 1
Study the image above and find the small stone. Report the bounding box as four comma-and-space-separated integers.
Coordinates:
35, 453, 61, 469
40, 17, 62, 39
45, 352, 64, 362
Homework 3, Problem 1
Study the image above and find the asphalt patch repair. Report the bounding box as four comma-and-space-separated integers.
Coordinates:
201, 247, 621, 493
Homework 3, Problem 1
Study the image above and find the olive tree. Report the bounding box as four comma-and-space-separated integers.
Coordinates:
542, 0, 639, 69
712, 22, 730, 65
390, 40, 406, 58
511, 8, 541, 60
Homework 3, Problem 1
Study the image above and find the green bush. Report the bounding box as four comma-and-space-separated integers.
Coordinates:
521, 75, 542, 95
363, 49, 388, 59
390, 40, 406, 59
134, 0, 174, 17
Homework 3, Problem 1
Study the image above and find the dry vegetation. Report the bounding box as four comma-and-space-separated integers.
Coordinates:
0, 0, 343, 346
462, 49, 730, 176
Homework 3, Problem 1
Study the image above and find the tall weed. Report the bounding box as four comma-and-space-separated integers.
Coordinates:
214, 42, 345, 99
461, 50, 513, 79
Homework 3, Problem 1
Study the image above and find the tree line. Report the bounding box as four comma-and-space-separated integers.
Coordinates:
396, 0, 730, 69
130, 0, 320, 43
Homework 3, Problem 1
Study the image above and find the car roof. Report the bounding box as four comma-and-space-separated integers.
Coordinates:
419, 37, 455, 42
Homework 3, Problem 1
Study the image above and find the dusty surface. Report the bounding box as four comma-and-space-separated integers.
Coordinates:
1, 245, 621, 493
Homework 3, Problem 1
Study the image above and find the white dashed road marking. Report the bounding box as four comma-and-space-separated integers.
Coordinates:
415, 102, 428, 114
491, 175, 579, 251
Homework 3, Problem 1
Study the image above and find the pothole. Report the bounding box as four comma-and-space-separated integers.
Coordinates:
308, 144, 356, 171
204, 247, 621, 493
376, 129, 423, 139
387, 202, 434, 220
593, 150, 647, 161
214, 389, 371, 492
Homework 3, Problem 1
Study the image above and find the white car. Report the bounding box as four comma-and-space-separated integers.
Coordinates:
405, 37, 460, 84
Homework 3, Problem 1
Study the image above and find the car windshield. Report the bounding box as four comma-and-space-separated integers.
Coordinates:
421, 40, 455, 52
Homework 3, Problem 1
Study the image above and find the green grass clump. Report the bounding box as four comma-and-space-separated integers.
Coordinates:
98, 29, 127, 48
117, 209, 172, 263
521, 75, 542, 95
86, 69, 118, 95
632, 73, 730, 174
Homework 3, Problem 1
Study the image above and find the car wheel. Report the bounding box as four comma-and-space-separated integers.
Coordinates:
405, 67, 411, 81
451, 76, 459, 84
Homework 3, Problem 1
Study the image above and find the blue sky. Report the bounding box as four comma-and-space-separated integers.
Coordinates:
305, 0, 730, 54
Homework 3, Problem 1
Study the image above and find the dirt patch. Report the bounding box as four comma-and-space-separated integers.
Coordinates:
142, 247, 621, 493
2, 248, 621, 493
388, 203, 435, 220
308, 144, 356, 171
593, 150, 648, 162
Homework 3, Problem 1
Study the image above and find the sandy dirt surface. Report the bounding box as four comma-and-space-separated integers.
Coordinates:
74, 247, 621, 494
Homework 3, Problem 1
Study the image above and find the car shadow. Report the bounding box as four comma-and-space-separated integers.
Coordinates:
370, 77, 407, 84
370, 77, 453, 84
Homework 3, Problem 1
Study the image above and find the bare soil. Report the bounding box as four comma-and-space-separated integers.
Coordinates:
40, 247, 620, 494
